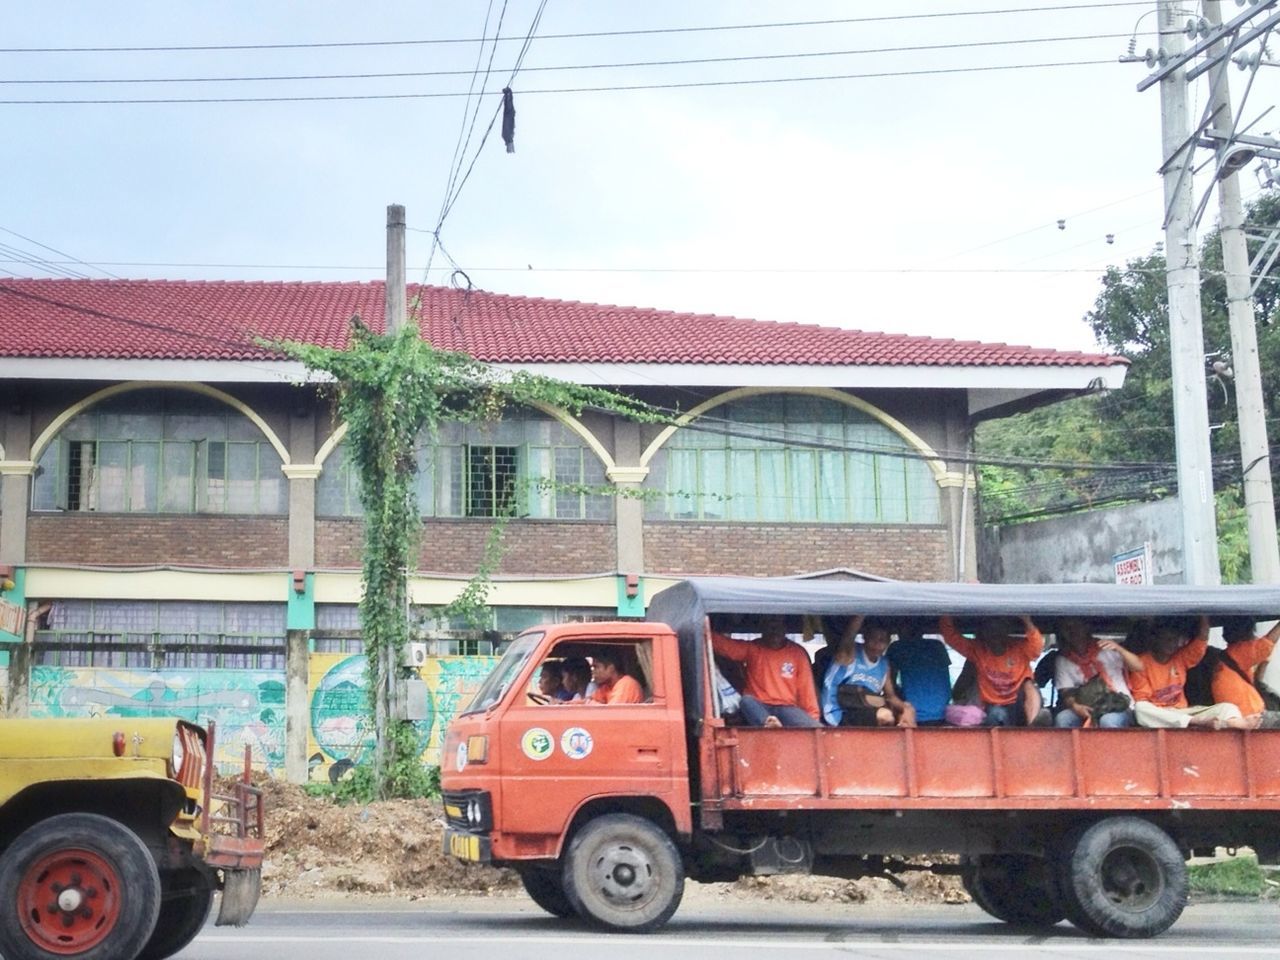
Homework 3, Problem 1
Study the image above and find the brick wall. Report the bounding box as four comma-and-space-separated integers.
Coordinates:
27, 515, 288, 567
316, 519, 616, 575
644, 522, 951, 581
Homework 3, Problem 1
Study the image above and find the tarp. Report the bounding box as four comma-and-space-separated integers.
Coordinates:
644, 577, 1280, 729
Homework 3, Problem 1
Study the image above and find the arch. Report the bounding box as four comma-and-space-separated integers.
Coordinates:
313, 399, 615, 471
29, 382, 291, 465
638, 386, 948, 482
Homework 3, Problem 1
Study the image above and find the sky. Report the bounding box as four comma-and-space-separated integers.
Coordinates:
2, 1, 1278, 354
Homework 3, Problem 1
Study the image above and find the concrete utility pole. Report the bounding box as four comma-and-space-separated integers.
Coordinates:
1155, 0, 1221, 585
1204, 0, 1280, 585
385, 203, 406, 335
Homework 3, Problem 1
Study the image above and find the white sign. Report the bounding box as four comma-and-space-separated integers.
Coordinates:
1112, 543, 1154, 585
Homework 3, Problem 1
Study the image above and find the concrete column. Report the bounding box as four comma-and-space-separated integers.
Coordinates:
283, 408, 318, 783
0, 408, 34, 564
608, 419, 647, 574
284, 629, 310, 783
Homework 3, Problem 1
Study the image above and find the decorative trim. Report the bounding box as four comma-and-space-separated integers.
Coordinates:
0, 460, 36, 477
28, 381, 292, 465
282, 464, 323, 480
605, 466, 650, 484
638, 386, 949, 483
937, 471, 976, 489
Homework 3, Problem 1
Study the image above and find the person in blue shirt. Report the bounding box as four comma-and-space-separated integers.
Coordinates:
885, 619, 953, 726
821, 616, 917, 727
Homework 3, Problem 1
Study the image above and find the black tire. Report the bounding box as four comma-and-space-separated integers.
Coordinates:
1058, 817, 1187, 938
135, 872, 215, 960
960, 854, 1066, 927
562, 814, 684, 933
0, 812, 162, 960
517, 864, 577, 918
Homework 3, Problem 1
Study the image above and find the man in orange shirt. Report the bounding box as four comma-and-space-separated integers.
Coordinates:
588, 649, 645, 705
939, 614, 1044, 726
1129, 617, 1247, 729
712, 615, 820, 728
1212, 617, 1280, 728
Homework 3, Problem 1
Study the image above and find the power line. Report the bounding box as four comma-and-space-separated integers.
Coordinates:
0, 33, 1132, 86
0, 59, 1118, 105
0, 4, 1158, 55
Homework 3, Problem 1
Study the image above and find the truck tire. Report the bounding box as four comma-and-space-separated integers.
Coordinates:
562, 814, 684, 933
960, 855, 1065, 927
135, 872, 215, 960
517, 864, 576, 918
0, 812, 162, 960
1058, 816, 1187, 938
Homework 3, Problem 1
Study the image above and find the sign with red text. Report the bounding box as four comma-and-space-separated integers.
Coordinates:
1112, 543, 1154, 585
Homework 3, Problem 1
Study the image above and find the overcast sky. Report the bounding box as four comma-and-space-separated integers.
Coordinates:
2, 1, 1276, 353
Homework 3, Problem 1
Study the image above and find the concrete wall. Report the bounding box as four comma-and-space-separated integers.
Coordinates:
978, 497, 1184, 584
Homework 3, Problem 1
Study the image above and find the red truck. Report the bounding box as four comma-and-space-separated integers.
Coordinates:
440, 578, 1280, 938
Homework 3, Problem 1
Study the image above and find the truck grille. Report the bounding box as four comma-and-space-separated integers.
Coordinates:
442, 790, 492, 833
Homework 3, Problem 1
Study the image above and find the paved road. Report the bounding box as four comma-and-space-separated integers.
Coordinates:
179, 898, 1279, 960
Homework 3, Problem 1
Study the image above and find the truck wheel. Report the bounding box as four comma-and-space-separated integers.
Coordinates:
960, 855, 1065, 927
135, 872, 214, 960
517, 864, 577, 918
1058, 817, 1187, 938
562, 814, 684, 933
0, 813, 162, 960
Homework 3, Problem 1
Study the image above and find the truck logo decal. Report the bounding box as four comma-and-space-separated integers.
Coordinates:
520, 727, 554, 761
561, 727, 594, 760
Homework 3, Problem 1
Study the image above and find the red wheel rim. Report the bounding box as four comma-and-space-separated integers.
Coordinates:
16, 848, 123, 955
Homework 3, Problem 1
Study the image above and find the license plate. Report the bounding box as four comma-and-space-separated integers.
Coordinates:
444, 828, 489, 863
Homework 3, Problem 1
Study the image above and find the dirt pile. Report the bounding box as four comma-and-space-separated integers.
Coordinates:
256, 780, 969, 905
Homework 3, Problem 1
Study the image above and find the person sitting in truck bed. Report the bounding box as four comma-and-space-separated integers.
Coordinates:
588, 648, 645, 705
1127, 616, 1248, 729
1212, 617, 1280, 728
1052, 618, 1135, 729
820, 616, 917, 727
711, 615, 820, 728
886, 619, 952, 726
939, 614, 1045, 727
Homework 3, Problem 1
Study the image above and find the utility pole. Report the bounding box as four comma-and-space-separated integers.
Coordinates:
1155, 0, 1222, 584
1204, 0, 1280, 584
385, 203, 406, 335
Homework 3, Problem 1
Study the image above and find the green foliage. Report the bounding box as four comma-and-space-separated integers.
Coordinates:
1216, 487, 1252, 584
1188, 855, 1276, 899
270, 316, 670, 798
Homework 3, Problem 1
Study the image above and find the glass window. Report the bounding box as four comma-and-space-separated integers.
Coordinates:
31, 390, 284, 516
647, 394, 941, 525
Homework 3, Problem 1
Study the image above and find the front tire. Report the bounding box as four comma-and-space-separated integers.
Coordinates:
136, 872, 215, 960
517, 864, 576, 918
960, 854, 1065, 927
562, 814, 684, 933
0, 813, 162, 960
1058, 817, 1187, 938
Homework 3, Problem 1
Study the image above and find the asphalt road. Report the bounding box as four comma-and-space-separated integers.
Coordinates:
178, 897, 1280, 960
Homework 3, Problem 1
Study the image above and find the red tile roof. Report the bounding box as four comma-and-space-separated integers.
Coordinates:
0, 279, 1123, 368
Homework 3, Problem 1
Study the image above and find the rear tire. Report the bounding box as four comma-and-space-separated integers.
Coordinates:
562, 814, 684, 933
517, 864, 576, 918
0, 813, 162, 960
960, 854, 1065, 927
1058, 817, 1187, 938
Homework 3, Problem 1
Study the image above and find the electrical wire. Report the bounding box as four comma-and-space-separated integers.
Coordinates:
0, 4, 1160, 55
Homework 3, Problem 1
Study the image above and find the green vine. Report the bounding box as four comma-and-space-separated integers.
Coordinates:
271, 317, 671, 798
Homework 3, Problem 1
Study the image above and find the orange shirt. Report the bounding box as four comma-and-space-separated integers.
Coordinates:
1127, 632, 1207, 709
940, 616, 1044, 706
1212, 635, 1275, 716
711, 632, 820, 720
590, 674, 644, 704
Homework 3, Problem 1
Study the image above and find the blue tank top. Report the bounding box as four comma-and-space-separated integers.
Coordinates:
820, 643, 888, 725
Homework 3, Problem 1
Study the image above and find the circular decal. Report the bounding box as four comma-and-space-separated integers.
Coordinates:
561, 727, 594, 760
520, 727, 555, 761
455, 741, 468, 773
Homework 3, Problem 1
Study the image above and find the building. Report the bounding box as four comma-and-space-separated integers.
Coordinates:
0, 278, 1125, 779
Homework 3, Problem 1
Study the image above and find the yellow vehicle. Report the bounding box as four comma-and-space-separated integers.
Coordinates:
0, 717, 264, 960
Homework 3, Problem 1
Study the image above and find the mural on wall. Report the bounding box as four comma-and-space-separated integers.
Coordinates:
307, 653, 498, 783
28, 666, 287, 774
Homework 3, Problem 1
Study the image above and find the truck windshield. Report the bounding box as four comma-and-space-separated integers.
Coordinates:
461, 631, 544, 715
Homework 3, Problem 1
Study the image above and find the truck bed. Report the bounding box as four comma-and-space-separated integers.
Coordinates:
706, 726, 1280, 811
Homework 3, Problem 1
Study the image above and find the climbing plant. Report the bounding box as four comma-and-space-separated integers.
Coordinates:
273, 316, 667, 797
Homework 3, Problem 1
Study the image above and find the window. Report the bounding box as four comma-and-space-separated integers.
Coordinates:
32, 391, 284, 515
317, 408, 612, 520
646, 394, 941, 525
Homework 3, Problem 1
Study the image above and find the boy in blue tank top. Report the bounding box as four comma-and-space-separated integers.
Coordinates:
820, 617, 918, 727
